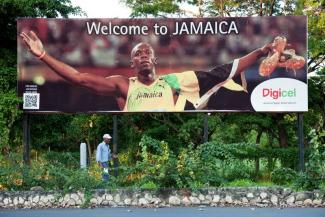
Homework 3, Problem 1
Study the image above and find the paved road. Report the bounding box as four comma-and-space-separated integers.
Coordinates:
1, 207, 324, 217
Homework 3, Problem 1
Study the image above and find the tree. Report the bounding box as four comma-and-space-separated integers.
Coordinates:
0, 0, 84, 153
122, 0, 297, 17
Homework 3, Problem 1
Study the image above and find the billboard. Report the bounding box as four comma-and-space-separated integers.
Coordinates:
17, 16, 307, 113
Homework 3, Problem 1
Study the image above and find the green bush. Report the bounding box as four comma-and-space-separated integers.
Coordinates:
293, 172, 322, 191
293, 130, 325, 191
140, 181, 158, 189
223, 179, 256, 187
271, 167, 297, 185
44, 151, 79, 168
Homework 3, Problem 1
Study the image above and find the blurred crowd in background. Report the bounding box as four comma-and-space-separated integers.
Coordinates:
18, 17, 306, 72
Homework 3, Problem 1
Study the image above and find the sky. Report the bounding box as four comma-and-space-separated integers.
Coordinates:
70, 0, 132, 18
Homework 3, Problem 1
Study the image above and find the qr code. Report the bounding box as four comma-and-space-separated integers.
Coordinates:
23, 93, 40, 109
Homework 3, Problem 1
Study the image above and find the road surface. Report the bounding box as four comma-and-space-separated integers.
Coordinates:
1, 207, 324, 217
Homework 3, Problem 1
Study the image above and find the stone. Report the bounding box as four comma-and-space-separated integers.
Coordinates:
242, 197, 248, 203
198, 194, 205, 201
182, 197, 191, 206
295, 193, 306, 201
32, 196, 40, 203
13, 197, 18, 206
205, 195, 212, 202
109, 201, 117, 207
90, 198, 98, 204
212, 195, 220, 203
75, 199, 82, 205
77, 191, 84, 199
260, 192, 268, 199
124, 198, 131, 205
247, 193, 254, 198
30, 186, 44, 191
71, 193, 79, 202
168, 196, 180, 205
192, 191, 199, 196
131, 199, 138, 206
63, 194, 70, 202
67, 199, 76, 206
283, 188, 292, 195
313, 199, 322, 205
189, 196, 200, 205
18, 196, 24, 205
144, 193, 153, 202
152, 197, 161, 205
225, 195, 233, 204
40, 195, 49, 204
97, 197, 103, 205
106, 194, 113, 201
114, 194, 121, 203
286, 196, 295, 204
139, 198, 148, 206
295, 201, 303, 206
250, 199, 257, 205
102, 200, 109, 205
270, 195, 278, 205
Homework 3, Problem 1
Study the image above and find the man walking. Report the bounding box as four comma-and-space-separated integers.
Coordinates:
96, 134, 112, 182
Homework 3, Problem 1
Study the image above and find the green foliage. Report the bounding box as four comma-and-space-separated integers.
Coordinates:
0, 92, 22, 152
222, 179, 256, 187
123, 0, 297, 17
133, 135, 179, 188
44, 151, 79, 168
198, 141, 298, 161
271, 168, 297, 185
224, 160, 253, 181
176, 144, 206, 188
293, 129, 325, 190
140, 181, 158, 189
122, 0, 181, 17
61, 169, 104, 191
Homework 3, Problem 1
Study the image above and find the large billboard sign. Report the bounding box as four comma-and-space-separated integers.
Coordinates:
17, 16, 307, 113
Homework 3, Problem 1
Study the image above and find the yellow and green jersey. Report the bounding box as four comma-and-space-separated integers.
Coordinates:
124, 60, 247, 111
124, 71, 199, 112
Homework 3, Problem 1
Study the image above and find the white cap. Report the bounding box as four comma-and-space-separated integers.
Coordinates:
103, 134, 112, 139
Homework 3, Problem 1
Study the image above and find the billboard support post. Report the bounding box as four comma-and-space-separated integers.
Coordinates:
23, 113, 30, 165
298, 113, 305, 172
113, 115, 118, 177
203, 113, 209, 143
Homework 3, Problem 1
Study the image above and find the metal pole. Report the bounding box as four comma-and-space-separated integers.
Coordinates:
203, 113, 209, 143
298, 113, 304, 171
113, 115, 118, 176
80, 143, 87, 169
23, 114, 30, 165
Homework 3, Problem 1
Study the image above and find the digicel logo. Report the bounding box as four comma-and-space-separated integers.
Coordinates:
262, 88, 296, 99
